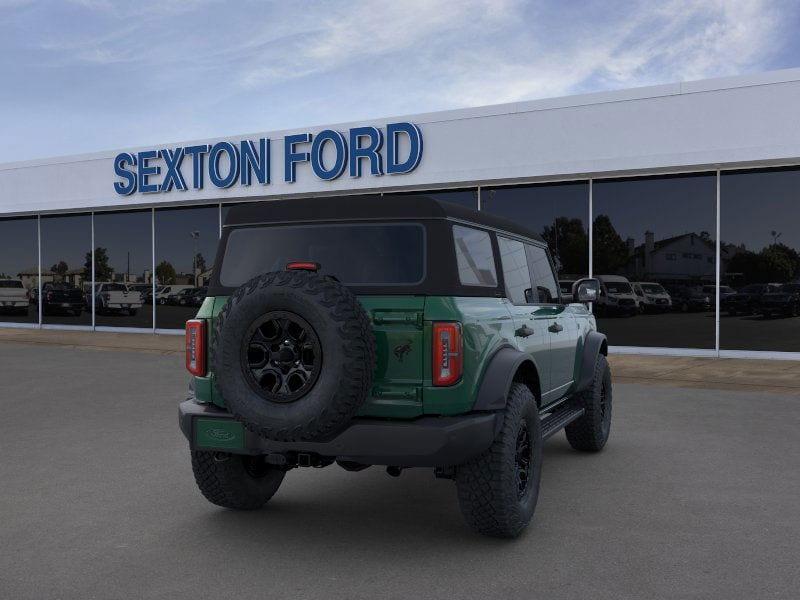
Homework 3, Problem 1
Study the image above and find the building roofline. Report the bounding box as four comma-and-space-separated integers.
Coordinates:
3, 67, 800, 171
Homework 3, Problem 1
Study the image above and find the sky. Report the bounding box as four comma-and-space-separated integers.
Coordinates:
0, 0, 799, 163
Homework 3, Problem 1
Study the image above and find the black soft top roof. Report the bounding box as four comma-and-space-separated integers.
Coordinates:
223, 194, 544, 243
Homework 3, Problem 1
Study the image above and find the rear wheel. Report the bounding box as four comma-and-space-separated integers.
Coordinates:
566, 354, 612, 452
191, 451, 285, 510
455, 383, 542, 538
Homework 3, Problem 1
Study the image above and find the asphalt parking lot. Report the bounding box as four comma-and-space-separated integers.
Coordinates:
1, 343, 799, 600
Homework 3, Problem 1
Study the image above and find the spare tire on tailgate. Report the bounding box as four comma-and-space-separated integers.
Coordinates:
212, 270, 376, 442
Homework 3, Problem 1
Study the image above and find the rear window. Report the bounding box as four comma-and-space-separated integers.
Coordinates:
220, 223, 425, 287
103, 283, 127, 291
0, 280, 23, 288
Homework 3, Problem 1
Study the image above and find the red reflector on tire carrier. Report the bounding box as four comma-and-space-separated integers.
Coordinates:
186, 319, 207, 376
286, 261, 320, 272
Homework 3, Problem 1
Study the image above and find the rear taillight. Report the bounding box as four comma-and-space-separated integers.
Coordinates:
432, 322, 462, 386
186, 319, 207, 376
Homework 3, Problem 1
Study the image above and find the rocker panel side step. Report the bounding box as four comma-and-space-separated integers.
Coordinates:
541, 404, 585, 440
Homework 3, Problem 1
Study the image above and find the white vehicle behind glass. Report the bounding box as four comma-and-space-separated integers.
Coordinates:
156, 285, 194, 305
596, 275, 638, 316
88, 282, 143, 315
0, 279, 30, 315
632, 282, 672, 313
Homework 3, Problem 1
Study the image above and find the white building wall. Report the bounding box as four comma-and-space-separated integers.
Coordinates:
2, 69, 800, 215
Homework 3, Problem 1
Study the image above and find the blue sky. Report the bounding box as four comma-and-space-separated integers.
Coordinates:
1, 0, 799, 163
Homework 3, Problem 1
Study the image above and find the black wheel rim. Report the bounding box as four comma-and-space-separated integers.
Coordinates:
242, 311, 322, 403
514, 422, 532, 500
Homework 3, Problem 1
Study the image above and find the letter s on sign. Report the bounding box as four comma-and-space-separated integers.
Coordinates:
113, 152, 137, 196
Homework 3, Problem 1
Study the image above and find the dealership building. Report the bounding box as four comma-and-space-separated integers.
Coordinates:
1, 68, 799, 359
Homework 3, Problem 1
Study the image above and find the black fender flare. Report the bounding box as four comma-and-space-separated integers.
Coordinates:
575, 331, 608, 393
472, 346, 540, 412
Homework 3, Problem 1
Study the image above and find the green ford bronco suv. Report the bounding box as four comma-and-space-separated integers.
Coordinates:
179, 195, 611, 538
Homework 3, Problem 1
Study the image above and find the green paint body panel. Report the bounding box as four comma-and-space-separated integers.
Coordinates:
189, 293, 594, 419
195, 418, 245, 450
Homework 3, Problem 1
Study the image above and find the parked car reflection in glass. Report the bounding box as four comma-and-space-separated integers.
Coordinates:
668, 286, 712, 313
0, 279, 31, 315
86, 282, 143, 316
42, 282, 84, 316
631, 282, 672, 313
722, 283, 781, 316
758, 283, 800, 318
595, 275, 638, 316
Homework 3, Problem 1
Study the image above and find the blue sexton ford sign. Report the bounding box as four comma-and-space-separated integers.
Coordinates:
113, 122, 423, 196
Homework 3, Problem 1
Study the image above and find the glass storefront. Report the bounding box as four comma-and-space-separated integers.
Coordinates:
93, 210, 153, 329
480, 182, 590, 285
40, 213, 92, 326
0, 217, 38, 324
154, 205, 219, 330
388, 189, 479, 211
592, 174, 717, 349
2, 170, 798, 353
720, 168, 800, 352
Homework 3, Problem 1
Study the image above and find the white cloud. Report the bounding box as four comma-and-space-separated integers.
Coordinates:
1, 0, 794, 161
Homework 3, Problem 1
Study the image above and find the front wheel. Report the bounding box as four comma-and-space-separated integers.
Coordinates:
455, 383, 542, 538
565, 354, 612, 452
191, 451, 285, 510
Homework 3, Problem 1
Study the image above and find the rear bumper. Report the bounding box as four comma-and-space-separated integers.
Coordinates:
179, 399, 498, 467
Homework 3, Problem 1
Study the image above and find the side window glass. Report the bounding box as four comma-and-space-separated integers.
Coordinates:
525, 244, 559, 303
452, 225, 498, 287
497, 236, 533, 304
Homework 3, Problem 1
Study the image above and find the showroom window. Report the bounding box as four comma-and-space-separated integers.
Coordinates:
0, 216, 38, 324
93, 210, 153, 329
720, 167, 800, 352
480, 182, 589, 285
40, 213, 92, 326
41, 214, 92, 326
387, 188, 478, 211
592, 173, 717, 349
154, 205, 220, 330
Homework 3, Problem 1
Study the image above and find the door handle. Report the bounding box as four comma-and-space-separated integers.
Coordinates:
548, 322, 563, 333
515, 325, 535, 338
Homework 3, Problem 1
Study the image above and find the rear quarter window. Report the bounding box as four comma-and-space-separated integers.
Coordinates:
452, 225, 497, 287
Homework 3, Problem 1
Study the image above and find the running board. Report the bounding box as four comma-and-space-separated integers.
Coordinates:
541, 404, 585, 440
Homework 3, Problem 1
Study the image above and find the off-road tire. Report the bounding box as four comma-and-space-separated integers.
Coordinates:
212, 270, 375, 442
455, 383, 542, 538
191, 451, 285, 510
565, 354, 612, 452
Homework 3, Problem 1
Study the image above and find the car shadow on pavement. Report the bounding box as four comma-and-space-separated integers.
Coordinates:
166, 439, 585, 549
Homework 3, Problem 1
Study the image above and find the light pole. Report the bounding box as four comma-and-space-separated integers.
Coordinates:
190, 231, 200, 286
